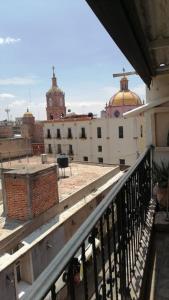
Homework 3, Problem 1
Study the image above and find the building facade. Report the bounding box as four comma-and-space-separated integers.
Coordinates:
44, 115, 145, 166
44, 74, 145, 166
101, 75, 142, 118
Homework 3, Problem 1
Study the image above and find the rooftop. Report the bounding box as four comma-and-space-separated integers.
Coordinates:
0, 155, 119, 243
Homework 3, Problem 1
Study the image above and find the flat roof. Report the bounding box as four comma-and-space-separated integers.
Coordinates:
0, 156, 117, 242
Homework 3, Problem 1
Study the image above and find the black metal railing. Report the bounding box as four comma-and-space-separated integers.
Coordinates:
80, 134, 87, 139
25, 147, 152, 300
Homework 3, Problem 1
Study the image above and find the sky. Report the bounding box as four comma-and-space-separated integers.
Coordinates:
0, 0, 146, 121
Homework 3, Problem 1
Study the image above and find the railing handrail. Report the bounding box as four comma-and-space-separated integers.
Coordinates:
24, 147, 151, 300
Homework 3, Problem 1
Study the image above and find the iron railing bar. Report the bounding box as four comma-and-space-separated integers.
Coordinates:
92, 230, 99, 299
99, 217, 107, 299
24, 147, 151, 300
82, 242, 89, 300
111, 203, 119, 299
106, 208, 113, 300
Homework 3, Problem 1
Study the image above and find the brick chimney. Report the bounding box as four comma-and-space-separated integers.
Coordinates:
3, 164, 59, 221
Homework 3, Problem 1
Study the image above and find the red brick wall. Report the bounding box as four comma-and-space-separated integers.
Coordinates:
0, 126, 13, 138
32, 123, 44, 143
31, 168, 58, 217
32, 143, 44, 155
4, 165, 59, 221
4, 176, 30, 220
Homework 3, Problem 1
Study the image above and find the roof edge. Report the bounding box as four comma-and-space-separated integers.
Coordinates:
123, 96, 169, 118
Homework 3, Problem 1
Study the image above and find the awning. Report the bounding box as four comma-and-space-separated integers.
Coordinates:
123, 96, 169, 118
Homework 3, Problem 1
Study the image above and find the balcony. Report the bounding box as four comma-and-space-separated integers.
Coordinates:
68, 151, 74, 156
46, 135, 52, 139
79, 135, 87, 139
56, 135, 61, 139
25, 147, 156, 300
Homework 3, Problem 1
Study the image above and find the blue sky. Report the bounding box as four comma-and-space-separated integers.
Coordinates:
0, 0, 145, 120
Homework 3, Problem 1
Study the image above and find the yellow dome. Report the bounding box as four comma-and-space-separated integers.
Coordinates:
110, 90, 142, 106
109, 76, 142, 107
23, 109, 33, 117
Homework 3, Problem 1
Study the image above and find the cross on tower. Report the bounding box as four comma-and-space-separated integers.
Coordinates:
52, 66, 55, 77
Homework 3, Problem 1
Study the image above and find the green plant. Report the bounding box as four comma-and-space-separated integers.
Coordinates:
153, 160, 169, 188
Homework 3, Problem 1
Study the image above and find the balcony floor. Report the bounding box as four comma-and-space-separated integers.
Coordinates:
149, 212, 169, 300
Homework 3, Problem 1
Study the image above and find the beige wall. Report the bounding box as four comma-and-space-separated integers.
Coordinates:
44, 117, 145, 166
0, 138, 32, 160
155, 112, 169, 147
145, 74, 169, 162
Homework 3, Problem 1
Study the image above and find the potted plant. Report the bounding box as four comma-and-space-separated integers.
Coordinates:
153, 160, 169, 208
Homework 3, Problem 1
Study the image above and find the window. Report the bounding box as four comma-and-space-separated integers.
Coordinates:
97, 127, 102, 138
98, 145, 102, 152
98, 157, 103, 163
114, 110, 120, 118
48, 98, 53, 106
57, 144, 61, 154
140, 125, 143, 138
83, 156, 88, 161
57, 128, 61, 138
69, 144, 73, 155
119, 126, 123, 138
50, 114, 53, 120
47, 129, 51, 138
48, 144, 52, 153
119, 159, 125, 165
67, 128, 72, 139
81, 127, 86, 138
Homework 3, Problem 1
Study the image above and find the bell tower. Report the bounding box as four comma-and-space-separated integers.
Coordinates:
46, 67, 66, 120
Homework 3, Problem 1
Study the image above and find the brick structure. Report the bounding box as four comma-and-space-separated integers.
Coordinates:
32, 143, 44, 155
3, 165, 59, 221
46, 67, 66, 120
21, 109, 44, 155
0, 125, 13, 138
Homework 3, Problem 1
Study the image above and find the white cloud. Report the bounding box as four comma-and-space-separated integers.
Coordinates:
0, 93, 15, 99
0, 37, 21, 45
0, 76, 37, 86
9, 100, 27, 108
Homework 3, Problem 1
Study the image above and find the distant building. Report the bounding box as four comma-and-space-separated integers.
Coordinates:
44, 74, 145, 166
46, 67, 66, 120
101, 76, 142, 118
21, 109, 44, 155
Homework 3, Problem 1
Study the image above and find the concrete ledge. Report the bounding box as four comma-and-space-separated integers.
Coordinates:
0, 170, 122, 255
58, 166, 120, 210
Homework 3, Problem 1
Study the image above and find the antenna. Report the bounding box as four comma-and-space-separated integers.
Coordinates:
28, 88, 31, 110
5, 108, 10, 122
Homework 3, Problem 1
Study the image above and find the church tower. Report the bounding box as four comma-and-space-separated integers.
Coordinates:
46, 67, 66, 120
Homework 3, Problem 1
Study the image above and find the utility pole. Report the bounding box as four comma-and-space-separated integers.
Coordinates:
5, 108, 10, 122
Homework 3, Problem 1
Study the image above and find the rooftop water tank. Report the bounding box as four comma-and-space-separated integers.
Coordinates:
57, 154, 69, 168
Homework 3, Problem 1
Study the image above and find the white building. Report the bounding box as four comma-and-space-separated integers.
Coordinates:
44, 117, 144, 165
44, 73, 145, 166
